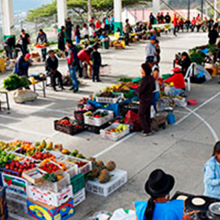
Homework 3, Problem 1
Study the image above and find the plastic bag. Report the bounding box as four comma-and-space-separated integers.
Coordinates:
124, 110, 141, 131
110, 209, 136, 220
14, 90, 38, 103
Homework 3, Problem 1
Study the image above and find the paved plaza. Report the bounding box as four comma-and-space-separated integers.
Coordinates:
1, 32, 220, 219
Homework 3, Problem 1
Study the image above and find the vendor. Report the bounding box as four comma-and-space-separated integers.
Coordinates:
46, 50, 64, 91
165, 67, 185, 90
208, 23, 219, 45
138, 62, 155, 136
36, 29, 48, 62
16, 29, 31, 55
134, 169, 186, 220
3, 36, 16, 59
14, 53, 32, 77
146, 36, 156, 62
175, 52, 191, 77
204, 141, 220, 200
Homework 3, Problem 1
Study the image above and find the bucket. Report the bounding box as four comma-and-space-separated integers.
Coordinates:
102, 41, 109, 49
166, 113, 175, 124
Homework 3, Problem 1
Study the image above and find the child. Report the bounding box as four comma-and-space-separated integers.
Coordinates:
92, 44, 102, 82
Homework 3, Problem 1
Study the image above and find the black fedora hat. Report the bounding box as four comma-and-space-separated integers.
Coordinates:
145, 169, 175, 197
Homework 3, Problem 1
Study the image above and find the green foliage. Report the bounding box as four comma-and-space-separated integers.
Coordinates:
3, 74, 30, 90
25, 0, 147, 22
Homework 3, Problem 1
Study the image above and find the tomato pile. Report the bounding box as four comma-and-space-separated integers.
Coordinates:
32, 152, 54, 161
40, 163, 61, 174
58, 119, 72, 126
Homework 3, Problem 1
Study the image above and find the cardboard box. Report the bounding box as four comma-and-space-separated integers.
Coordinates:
27, 198, 75, 220
2, 173, 27, 198
28, 184, 73, 207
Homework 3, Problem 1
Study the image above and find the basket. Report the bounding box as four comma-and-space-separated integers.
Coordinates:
65, 157, 92, 175
100, 123, 130, 141
73, 188, 86, 206
86, 169, 127, 197
70, 174, 85, 194
84, 110, 114, 127
95, 93, 123, 104
54, 117, 84, 135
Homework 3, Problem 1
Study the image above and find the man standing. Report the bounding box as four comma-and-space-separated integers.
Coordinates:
165, 12, 171, 24
46, 50, 64, 91
146, 36, 156, 62
208, 23, 219, 45
149, 13, 155, 27
124, 19, 131, 46
36, 29, 48, 62
66, 40, 79, 93
16, 29, 31, 55
65, 17, 73, 40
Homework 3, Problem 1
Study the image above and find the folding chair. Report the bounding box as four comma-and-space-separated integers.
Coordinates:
184, 62, 196, 91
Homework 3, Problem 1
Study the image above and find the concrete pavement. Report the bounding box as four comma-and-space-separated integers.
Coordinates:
1, 31, 220, 219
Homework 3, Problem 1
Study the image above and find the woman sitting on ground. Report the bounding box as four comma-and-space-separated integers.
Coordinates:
204, 141, 220, 200
134, 169, 190, 220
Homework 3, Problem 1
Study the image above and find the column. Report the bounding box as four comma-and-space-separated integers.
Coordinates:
214, 0, 217, 21
88, 0, 92, 21
153, 0, 160, 17
1, 0, 15, 41
114, 0, 122, 32
57, 0, 67, 30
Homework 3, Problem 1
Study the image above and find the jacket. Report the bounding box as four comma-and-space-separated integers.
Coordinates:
46, 56, 58, 72
138, 75, 155, 102
36, 32, 47, 44
165, 73, 185, 89
67, 46, 79, 67
92, 51, 102, 66
146, 43, 156, 60
14, 55, 30, 76
204, 156, 220, 199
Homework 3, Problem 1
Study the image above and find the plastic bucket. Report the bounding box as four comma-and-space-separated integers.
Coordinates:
102, 41, 109, 49
166, 113, 175, 124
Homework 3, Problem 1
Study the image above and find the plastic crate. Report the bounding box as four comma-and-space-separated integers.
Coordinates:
73, 188, 86, 207
86, 169, 127, 197
64, 161, 78, 178
86, 122, 110, 134
100, 123, 130, 141
84, 110, 114, 127
27, 184, 73, 207
95, 93, 123, 104
74, 110, 87, 124
70, 174, 85, 194
65, 156, 92, 175
37, 172, 70, 193
54, 117, 84, 135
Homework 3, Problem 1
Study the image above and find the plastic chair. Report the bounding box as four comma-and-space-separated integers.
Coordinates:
184, 62, 196, 91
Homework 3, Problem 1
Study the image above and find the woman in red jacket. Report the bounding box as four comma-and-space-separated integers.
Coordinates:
173, 14, 178, 36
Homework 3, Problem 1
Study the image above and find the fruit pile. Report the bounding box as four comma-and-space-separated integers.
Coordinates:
87, 160, 116, 184
4, 160, 36, 176
99, 91, 115, 98
107, 124, 128, 133
0, 141, 19, 152
32, 152, 55, 161
0, 151, 15, 167
85, 111, 108, 119
57, 118, 83, 130
39, 162, 61, 174
66, 159, 87, 168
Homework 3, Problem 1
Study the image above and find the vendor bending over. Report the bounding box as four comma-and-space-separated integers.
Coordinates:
14, 53, 32, 77
204, 141, 220, 200
134, 169, 190, 220
138, 63, 155, 137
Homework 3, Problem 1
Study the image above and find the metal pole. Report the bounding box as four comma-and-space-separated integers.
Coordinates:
201, 0, 204, 19
188, 0, 190, 20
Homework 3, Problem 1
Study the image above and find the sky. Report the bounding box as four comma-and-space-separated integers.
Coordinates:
13, 0, 53, 12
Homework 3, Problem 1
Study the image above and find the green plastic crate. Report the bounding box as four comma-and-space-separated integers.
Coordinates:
71, 174, 85, 194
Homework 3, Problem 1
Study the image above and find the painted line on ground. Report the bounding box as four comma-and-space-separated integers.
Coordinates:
185, 106, 219, 142
93, 132, 136, 158
176, 91, 220, 125
0, 123, 51, 138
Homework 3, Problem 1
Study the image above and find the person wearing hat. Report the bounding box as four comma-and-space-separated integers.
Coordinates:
14, 53, 32, 77
138, 62, 155, 136
134, 169, 185, 220
146, 36, 156, 62
165, 67, 185, 90
46, 50, 64, 91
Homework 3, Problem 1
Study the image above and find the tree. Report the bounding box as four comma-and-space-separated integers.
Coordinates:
25, 0, 147, 22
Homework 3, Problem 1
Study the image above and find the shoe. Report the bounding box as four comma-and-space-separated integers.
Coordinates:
69, 87, 74, 90
61, 87, 65, 90
73, 88, 79, 93
53, 87, 57, 92
97, 80, 102, 82
141, 131, 153, 137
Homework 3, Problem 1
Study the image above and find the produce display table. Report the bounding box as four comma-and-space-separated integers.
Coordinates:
0, 89, 10, 111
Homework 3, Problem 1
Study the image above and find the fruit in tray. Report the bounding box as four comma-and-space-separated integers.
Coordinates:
16, 147, 43, 157
107, 124, 128, 133
85, 111, 108, 118
32, 152, 55, 161
4, 160, 36, 176
58, 118, 72, 126
43, 173, 62, 183
99, 91, 115, 98
40, 162, 61, 174
0, 151, 15, 167
40, 159, 67, 171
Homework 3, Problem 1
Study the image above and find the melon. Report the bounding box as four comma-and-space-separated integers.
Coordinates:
106, 161, 116, 171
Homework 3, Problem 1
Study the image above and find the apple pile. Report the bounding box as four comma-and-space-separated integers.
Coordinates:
4, 160, 36, 177
40, 162, 61, 174
32, 152, 54, 161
